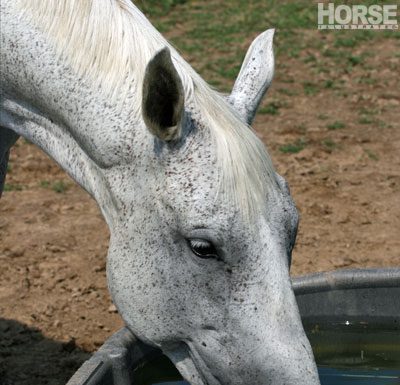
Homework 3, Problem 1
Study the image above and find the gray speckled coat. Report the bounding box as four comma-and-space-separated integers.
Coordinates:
0, 1, 320, 384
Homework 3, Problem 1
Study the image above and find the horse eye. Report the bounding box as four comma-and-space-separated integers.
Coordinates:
187, 239, 220, 260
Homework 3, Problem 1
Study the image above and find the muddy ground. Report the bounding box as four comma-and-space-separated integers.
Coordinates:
1, 6, 399, 385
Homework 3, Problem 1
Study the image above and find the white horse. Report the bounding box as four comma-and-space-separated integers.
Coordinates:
0, 1, 320, 384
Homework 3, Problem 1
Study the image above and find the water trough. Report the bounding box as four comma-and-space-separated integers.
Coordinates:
67, 268, 400, 385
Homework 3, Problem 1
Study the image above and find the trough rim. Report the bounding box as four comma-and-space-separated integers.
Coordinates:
292, 267, 400, 295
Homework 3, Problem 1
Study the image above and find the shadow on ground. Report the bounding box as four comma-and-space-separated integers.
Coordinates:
0, 318, 90, 385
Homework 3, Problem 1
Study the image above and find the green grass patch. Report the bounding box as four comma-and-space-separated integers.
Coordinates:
277, 87, 298, 96
295, 123, 307, 133
303, 54, 317, 64
359, 116, 374, 125
279, 138, 306, 154
3, 183, 23, 192
324, 79, 334, 89
318, 114, 329, 120
214, 57, 241, 80
377, 120, 390, 129
347, 55, 363, 66
359, 107, 379, 116
334, 37, 358, 48
327, 121, 346, 130
287, 48, 300, 58
322, 138, 337, 151
259, 101, 283, 115
303, 81, 318, 96
39, 180, 50, 188
52, 181, 68, 193
39, 180, 69, 193
272, 2, 315, 29
322, 48, 344, 59
281, 77, 295, 84
356, 76, 377, 85
364, 149, 379, 161
315, 65, 330, 75
133, 1, 396, 93
135, 0, 186, 16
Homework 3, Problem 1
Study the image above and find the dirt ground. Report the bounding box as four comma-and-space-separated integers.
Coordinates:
1, 18, 399, 385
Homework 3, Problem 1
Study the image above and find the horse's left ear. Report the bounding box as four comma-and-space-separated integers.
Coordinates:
228, 29, 275, 125
142, 47, 184, 142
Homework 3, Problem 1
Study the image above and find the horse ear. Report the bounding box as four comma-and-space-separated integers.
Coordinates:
228, 29, 275, 125
142, 47, 184, 142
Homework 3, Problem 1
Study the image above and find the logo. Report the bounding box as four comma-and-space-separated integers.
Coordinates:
318, 3, 398, 30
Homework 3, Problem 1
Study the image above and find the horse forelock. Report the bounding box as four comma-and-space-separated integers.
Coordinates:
18, 0, 277, 219
195, 88, 277, 220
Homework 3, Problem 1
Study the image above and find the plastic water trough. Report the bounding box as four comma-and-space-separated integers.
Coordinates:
66, 268, 400, 385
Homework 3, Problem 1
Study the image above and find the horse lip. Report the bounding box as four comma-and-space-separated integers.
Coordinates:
187, 342, 222, 385
164, 341, 221, 385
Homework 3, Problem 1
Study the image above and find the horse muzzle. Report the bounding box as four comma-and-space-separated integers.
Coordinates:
165, 272, 320, 385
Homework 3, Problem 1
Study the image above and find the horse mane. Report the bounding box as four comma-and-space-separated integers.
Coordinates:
17, 0, 277, 219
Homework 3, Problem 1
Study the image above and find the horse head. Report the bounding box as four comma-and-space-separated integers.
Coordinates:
107, 30, 320, 385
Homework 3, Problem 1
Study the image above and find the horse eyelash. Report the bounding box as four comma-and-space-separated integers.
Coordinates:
190, 239, 210, 249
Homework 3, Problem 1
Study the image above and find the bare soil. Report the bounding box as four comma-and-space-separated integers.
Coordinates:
1, 32, 399, 385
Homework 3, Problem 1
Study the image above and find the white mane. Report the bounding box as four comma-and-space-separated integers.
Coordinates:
18, 0, 277, 218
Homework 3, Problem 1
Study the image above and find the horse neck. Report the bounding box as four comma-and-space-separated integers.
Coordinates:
0, 0, 158, 227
